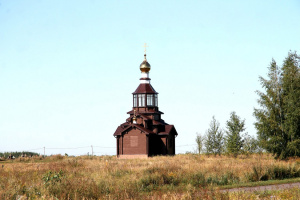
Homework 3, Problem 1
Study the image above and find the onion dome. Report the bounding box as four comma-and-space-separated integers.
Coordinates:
140, 54, 151, 73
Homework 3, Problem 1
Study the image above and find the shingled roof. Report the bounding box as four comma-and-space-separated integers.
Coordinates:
158, 125, 178, 135
113, 123, 154, 136
127, 110, 164, 115
133, 83, 158, 94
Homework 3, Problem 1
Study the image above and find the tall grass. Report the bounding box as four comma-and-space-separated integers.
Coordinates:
246, 164, 300, 181
0, 153, 299, 199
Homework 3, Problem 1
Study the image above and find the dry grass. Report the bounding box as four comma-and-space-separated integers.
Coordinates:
0, 153, 299, 199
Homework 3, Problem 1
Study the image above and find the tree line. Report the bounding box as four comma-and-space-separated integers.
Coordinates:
196, 51, 300, 159
0, 151, 40, 159
195, 112, 259, 157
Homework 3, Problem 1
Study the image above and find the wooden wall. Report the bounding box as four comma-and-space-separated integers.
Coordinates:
117, 129, 176, 157
119, 129, 147, 155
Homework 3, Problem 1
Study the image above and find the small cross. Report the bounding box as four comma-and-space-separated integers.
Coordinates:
143, 43, 148, 54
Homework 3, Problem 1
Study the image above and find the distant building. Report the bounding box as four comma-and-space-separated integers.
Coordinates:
113, 53, 178, 158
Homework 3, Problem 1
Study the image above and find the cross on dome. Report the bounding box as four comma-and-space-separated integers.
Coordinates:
140, 43, 151, 74
143, 43, 148, 54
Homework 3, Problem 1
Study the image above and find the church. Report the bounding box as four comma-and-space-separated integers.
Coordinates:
113, 52, 178, 158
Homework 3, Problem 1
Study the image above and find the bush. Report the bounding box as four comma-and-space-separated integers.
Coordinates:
267, 164, 300, 180
189, 172, 206, 187
42, 170, 64, 186
246, 164, 300, 182
139, 172, 179, 192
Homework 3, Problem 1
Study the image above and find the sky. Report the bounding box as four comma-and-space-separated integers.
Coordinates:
0, 0, 300, 156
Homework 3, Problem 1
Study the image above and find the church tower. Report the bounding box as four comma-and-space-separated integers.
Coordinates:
113, 52, 178, 158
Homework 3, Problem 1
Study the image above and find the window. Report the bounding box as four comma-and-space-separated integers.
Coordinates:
147, 94, 153, 106
138, 94, 145, 107
133, 95, 137, 107
154, 94, 158, 106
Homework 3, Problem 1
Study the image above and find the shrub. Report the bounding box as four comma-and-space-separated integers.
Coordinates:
139, 172, 179, 192
266, 164, 300, 180
42, 170, 64, 186
189, 172, 206, 187
246, 164, 300, 182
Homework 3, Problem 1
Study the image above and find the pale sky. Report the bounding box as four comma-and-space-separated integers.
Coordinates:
1, 0, 300, 156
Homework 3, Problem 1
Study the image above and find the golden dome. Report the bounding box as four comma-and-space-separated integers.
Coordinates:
140, 54, 151, 73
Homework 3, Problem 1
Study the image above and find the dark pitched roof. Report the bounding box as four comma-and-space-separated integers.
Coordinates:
153, 119, 168, 125
158, 125, 178, 135
138, 113, 152, 120
113, 123, 154, 136
127, 110, 164, 115
113, 125, 125, 136
133, 83, 158, 94
134, 124, 154, 134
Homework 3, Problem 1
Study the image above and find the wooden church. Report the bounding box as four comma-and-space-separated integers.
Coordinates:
113, 52, 178, 158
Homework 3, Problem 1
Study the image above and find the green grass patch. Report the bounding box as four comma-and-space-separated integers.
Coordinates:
217, 177, 300, 190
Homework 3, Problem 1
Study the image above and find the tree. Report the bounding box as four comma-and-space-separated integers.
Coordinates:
254, 51, 300, 159
254, 59, 283, 157
225, 112, 246, 157
242, 133, 259, 156
204, 116, 224, 156
281, 52, 300, 157
195, 133, 204, 154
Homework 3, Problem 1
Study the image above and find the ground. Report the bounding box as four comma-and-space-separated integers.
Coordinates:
0, 153, 299, 199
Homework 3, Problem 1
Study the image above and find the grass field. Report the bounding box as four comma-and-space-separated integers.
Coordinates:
0, 153, 299, 199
